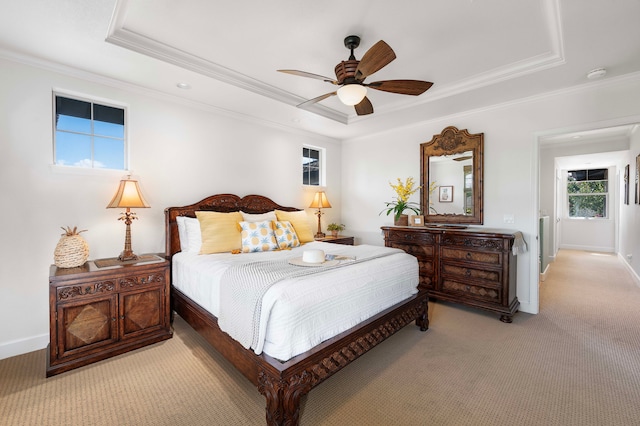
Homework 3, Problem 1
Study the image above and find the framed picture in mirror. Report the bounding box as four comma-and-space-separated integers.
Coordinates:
439, 186, 453, 203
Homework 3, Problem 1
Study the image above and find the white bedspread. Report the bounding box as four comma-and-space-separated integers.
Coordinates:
172, 242, 418, 360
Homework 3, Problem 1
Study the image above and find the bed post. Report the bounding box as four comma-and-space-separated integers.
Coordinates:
258, 371, 313, 426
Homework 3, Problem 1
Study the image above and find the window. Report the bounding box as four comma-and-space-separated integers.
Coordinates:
54, 94, 126, 170
567, 168, 608, 218
302, 146, 321, 186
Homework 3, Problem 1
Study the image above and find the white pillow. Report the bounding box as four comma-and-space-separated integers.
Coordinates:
176, 216, 202, 253
176, 216, 188, 252
240, 210, 277, 222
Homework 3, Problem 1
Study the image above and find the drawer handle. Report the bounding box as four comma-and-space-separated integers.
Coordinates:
465, 269, 471, 277
465, 252, 472, 260
465, 285, 471, 291
120, 315, 125, 320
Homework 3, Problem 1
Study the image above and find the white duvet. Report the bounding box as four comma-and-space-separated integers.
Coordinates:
172, 241, 418, 361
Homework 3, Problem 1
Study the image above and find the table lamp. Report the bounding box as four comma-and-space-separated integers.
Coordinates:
309, 191, 331, 238
106, 176, 149, 261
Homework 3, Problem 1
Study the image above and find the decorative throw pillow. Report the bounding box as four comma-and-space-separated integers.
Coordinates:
274, 221, 300, 249
240, 221, 278, 253
196, 211, 243, 254
275, 210, 314, 243
240, 210, 277, 222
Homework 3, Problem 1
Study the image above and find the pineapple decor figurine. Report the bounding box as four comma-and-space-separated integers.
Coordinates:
54, 226, 89, 268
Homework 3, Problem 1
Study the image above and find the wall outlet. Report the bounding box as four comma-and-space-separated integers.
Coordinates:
503, 214, 515, 224
627, 254, 633, 261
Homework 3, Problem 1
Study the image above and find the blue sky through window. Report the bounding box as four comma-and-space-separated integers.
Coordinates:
54, 96, 125, 169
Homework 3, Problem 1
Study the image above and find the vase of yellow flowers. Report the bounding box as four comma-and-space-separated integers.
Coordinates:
380, 177, 421, 225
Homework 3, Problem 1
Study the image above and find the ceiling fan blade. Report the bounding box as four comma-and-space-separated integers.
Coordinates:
367, 80, 433, 95
354, 96, 374, 116
297, 92, 337, 108
278, 69, 338, 85
354, 40, 396, 80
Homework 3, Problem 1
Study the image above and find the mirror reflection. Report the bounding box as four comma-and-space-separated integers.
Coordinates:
420, 126, 484, 225
428, 151, 473, 215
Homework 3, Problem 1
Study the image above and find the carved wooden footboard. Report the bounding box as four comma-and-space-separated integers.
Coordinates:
165, 194, 429, 425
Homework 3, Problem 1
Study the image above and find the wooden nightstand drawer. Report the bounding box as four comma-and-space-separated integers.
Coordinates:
47, 255, 172, 377
315, 235, 354, 245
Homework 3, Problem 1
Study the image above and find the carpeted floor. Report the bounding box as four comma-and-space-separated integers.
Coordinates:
2, 249, 640, 425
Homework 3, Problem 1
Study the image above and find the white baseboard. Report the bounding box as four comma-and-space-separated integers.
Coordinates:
559, 244, 614, 253
618, 253, 640, 288
0, 334, 48, 360
517, 300, 537, 315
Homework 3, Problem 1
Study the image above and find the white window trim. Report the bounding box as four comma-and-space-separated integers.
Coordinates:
302, 145, 326, 187
563, 167, 611, 220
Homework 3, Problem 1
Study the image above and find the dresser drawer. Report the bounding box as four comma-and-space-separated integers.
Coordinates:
441, 234, 506, 252
387, 230, 437, 246
441, 262, 500, 283
441, 278, 501, 303
419, 275, 435, 290
389, 241, 435, 258
441, 247, 502, 266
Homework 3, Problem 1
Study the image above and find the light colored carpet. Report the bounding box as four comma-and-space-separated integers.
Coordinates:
2, 249, 640, 425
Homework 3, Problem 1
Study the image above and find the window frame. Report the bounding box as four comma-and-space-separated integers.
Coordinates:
566, 168, 609, 219
302, 145, 325, 187
52, 91, 129, 172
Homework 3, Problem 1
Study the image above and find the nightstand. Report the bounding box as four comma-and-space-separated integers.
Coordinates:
315, 235, 355, 245
47, 254, 172, 377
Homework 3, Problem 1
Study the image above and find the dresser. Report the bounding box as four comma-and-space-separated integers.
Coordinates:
382, 226, 519, 322
47, 255, 172, 376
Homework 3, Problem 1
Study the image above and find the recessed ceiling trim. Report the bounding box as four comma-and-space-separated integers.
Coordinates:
106, 7, 347, 124
373, 0, 565, 117
107, 0, 564, 126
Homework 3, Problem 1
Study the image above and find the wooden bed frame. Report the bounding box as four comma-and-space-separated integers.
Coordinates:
164, 194, 429, 425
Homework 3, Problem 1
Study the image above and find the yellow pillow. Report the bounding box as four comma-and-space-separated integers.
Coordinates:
196, 211, 243, 254
275, 210, 314, 243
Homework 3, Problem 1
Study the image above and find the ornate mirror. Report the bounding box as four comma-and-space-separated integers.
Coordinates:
420, 126, 483, 225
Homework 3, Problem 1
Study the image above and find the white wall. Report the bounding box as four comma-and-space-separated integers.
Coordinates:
619, 126, 640, 276
0, 58, 341, 359
341, 74, 640, 316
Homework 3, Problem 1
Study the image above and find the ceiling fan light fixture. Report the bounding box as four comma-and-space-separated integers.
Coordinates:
337, 84, 367, 106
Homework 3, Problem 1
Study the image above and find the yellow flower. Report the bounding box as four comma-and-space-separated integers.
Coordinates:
381, 177, 422, 221
389, 177, 420, 203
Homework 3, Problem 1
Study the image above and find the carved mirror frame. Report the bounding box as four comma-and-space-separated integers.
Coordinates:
420, 126, 484, 225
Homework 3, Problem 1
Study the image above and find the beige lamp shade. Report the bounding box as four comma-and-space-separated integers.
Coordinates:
106, 178, 150, 209
309, 191, 331, 239
309, 191, 332, 209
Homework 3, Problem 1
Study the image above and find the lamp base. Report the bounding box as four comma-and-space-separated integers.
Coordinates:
118, 250, 139, 262
315, 232, 326, 239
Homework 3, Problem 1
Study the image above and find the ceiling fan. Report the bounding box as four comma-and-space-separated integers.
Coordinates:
278, 35, 433, 116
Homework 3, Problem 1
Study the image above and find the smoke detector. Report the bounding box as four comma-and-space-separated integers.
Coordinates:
587, 68, 607, 79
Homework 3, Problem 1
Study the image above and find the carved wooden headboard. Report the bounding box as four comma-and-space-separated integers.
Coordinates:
164, 194, 300, 258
